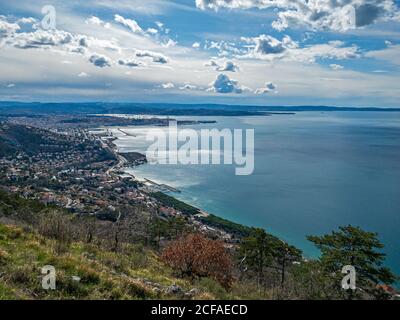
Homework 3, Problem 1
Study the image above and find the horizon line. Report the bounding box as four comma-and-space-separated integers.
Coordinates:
1, 100, 400, 110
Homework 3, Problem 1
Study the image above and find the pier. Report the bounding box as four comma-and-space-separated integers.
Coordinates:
118, 128, 136, 137
144, 178, 181, 193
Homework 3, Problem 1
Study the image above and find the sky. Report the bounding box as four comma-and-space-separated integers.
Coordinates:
0, 0, 400, 107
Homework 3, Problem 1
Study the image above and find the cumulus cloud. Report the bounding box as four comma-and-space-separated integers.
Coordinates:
243, 34, 297, 55
180, 83, 197, 90
118, 58, 142, 67
79, 36, 88, 48
205, 60, 219, 67
241, 35, 359, 63
114, 14, 143, 33
330, 64, 344, 70
192, 42, 201, 48
205, 40, 243, 56
155, 21, 164, 29
85, 16, 111, 28
89, 53, 112, 67
6, 27, 114, 57
161, 82, 175, 89
135, 50, 169, 64
161, 39, 177, 48
208, 73, 246, 94
0, 15, 171, 74
86, 16, 102, 25
195, 0, 400, 32
217, 60, 239, 72
0, 17, 20, 38
17, 17, 37, 25
205, 60, 239, 72
1, 16, 93, 52
12, 29, 74, 49
255, 82, 277, 94
78, 72, 89, 77
147, 28, 158, 35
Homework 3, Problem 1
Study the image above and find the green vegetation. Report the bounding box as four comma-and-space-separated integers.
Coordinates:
151, 192, 200, 215
0, 138, 15, 158
0, 221, 271, 300
0, 190, 260, 300
308, 225, 398, 299
149, 216, 192, 248
236, 227, 398, 300
151, 192, 254, 238
0, 189, 51, 217
0, 190, 397, 300
199, 214, 253, 238
239, 228, 302, 290
0, 223, 165, 299
0, 123, 115, 162
0, 123, 64, 156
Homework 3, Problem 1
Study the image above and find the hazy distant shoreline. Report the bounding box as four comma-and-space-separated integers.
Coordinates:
1, 101, 400, 116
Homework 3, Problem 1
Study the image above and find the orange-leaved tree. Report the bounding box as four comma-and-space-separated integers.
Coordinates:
162, 233, 234, 289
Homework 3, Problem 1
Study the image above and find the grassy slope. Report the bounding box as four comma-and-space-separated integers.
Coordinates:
0, 223, 188, 300
0, 223, 263, 300
0, 187, 265, 300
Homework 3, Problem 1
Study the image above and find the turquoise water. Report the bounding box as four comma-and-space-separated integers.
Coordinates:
113, 112, 400, 276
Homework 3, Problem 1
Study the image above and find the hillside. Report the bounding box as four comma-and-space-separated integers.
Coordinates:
0, 122, 115, 163
0, 223, 229, 300
0, 122, 398, 300
0, 190, 263, 300
1, 188, 397, 300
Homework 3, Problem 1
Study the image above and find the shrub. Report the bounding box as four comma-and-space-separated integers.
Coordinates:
56, 272, 89, 298
77, 266, 101, 285
0, 248, 10, 265
124, 279, 152, 299
8, 265, 34, 285
7, 226, 23, 240
38, 211, 73, 253
162, 233, 234, 289
197, 277, 229, 299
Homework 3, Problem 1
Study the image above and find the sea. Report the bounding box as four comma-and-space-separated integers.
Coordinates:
109, 111, 400, 277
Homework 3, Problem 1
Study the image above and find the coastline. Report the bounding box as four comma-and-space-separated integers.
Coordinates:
95, 125, 253, 239
97, 113, 400, 281
103, 126, 296, 247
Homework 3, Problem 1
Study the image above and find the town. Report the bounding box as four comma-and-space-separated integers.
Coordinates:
0, 116, 236, 243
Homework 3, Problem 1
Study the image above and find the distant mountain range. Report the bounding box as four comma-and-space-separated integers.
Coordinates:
0, 101, 399, 115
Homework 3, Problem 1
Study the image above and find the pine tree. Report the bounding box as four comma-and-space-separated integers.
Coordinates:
308, 225, 397, 299
240, 228, 275, 288
272, 241, 302, 286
